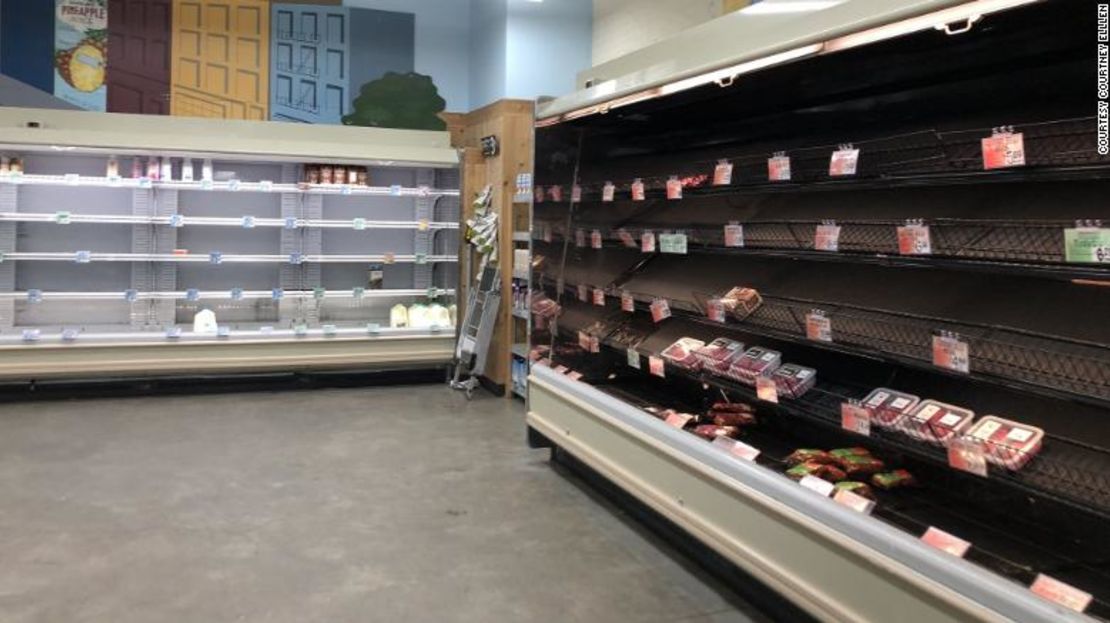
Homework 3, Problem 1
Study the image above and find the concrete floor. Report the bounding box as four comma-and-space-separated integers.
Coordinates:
0, 385, 768, 623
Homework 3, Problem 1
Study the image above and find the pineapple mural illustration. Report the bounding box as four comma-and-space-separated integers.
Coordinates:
54, 0, 108, 110
55, 28, 107, 92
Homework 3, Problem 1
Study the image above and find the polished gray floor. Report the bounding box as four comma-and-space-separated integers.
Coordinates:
0, 385, 767, 623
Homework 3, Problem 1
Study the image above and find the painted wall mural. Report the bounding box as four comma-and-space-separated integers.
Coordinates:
1, 0, 445, 128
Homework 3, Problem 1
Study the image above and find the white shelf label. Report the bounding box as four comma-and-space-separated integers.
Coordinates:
592, 288, 606, 307
833, 489, 875, 515
621, 291, 635, 313
666, 177, 683, 200
707, 299, 726, 323
932, 334, 970, 373
577, 284, 588, 303
340, 185, 352, 196
641, 231, 656, 253
590, 229, 603, 249
712, 436, 761, 461
982, 131, 1026, 170
631, 179, 645, 201
814, 224, 841, 252
228, 179, 241, 191
210, 252, 223, 264
829, 147, 860, 177
571, 185, 582, 203
805, 312, 832, 342
947, 436, 988, 477
664, 412, 693, 428
648, 356, 665, 377
799, 475, 835, 497
768, 155, 792, 181
259, 180, 274, 192
200, 178, 213, 190
241, 216, 256, 229
1029, 574, 1092, 613
75, 251, 91, 263
920, 527, 971, 558
64, 173, 80, 186
390, 184, 403, 197
659, 233, 688, 254
724, 223, 744, 248
575, 228, 586, 248
713, 160, 733, 186
650, 298, 671, 323
627, 348, 641, 369
756, 376, 779, 403
353, 218, 367, 230
54, 211, 71, 224
840, 402, 871, 437
186, 289, 200, 302
139, 177, 153, 189
22, 329, 41, 342
602, 182, 615, 202
897, 224, 932, 255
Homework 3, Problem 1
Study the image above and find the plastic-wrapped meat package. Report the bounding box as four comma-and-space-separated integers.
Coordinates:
967, 416, 1044, 470
861, 388, 920, 429
903, 400, 975, 445
720, 287, 763, 321
692, 424, 741, 441
771, 364, 817, 399
693, 338, 745, 375
530, 294, 561, 319
661, 338, 706, 370
726, 347, 782, 385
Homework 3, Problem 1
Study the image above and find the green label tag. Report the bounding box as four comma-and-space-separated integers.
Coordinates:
54, 211, 71, 224
427, 287, 439, 299
1064, 228, 1110, 263
659, 233, 688, 255
294, 324, 308, 336
353, 218, 366, 230
313, 287, 326, 300
414, 253, 428, 265
352, 287, 365, 299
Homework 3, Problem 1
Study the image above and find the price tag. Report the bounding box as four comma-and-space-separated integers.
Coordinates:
241, 215, 256, 229
62, 329, 79, 341
1064, 227, 1110, 263
897, 224, 932, 255
323, 324, 337, 337
340, 185, 352, 196
217, 326, 230, 338
575, 228, 586, 248
659, 233, 688, 254
571, 184, 582, 203
799, 475, 835, 497
383, 252, 395, 265
768, 155, 792, 181
814, 224, 841, 252
200, 178, 213, 190
841, 402, 871, 436
756, 376, 779, 403
230, 287, 244, 301
353, 218, 366, 230
75, 250, 92, 263
54, 211, 71, 224
648, 356, 665, 378
707, 299, 726, 323
829, 147, 860, 176
805, 311, 832, 342
577, 330, 590, 351
621, 291, 635, 313
650, 298, 671, 323
353, 287, 365, 299
124, 289, 138, 302
22, 329, 41, 342
712, 436, 761, 461
616, 229, 636, 248
553, 364, 569, 374
534, 358, 551, 368
541, 224, 552, 243
390, 184, 403, 197
577, 284, 588, 302
566, 370, 584, 381
534, 186, 545, 203
602, 182, 615, 202
948, 436, 988, 477
641, 231, 656, 253
417, 218, 429, 232
713, 160, 733, 186
666, 177, 682, 200
627, 348, 641, 369
294, 324, 309, 337
590, 229, 603, 249
186, 288, 200, 302
259, 180, 274, 192
165, 327, 183, 339
920, 527, 971, 558
631, 179, 645, 201
367, 323, 381, 335
139, 176, 153, 189
592, 288, 605, 306
834, 489, 876, 515
107, 175, 121, 187
27, 289, 43, 303
1029, 574, 1092, 613
724, 223, 744, 248
260, 326, 275, 335
664, 412, 693, 428
549, 186, 563, 202
228, 179, 241, 191
982, 131, 1026, 170
313, 287, 326, 300
170, 214, 185, 228
414, 253, 428, 265
932, 334, 970, 373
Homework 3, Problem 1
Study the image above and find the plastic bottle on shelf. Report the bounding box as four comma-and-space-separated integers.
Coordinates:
181, 158, 194, 181
202, 158, 214, 182
106, 155, 119, 178
1, 157, 9, 174
147, 156, 160, 180
347, 167, 358, 185
160, 157, 173, 182
131, 156, 143, 179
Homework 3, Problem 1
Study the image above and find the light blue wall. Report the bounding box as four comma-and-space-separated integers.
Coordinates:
469, 0, 508, 110
506, 0, 592, 103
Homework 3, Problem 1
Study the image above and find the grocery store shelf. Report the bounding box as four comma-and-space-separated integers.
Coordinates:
0, 288, 453, 301
512, 343, 529, 359
0, 173, 459, 197
2, 252, 457, 264
0, 212, 459, 230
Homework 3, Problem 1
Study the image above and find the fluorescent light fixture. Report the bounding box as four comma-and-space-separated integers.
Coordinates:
823, 0, 1039, 52
660, 43, 823, 95
741, 1, 846, 15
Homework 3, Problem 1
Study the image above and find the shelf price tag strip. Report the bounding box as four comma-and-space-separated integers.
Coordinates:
920, 527, 971, 558
712, 436, 760, 461
932, 332, 970, 374
841, 401, 871, 436
1029, 574, 1092, 613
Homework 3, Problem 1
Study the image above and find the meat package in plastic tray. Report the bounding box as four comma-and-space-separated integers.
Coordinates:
530, 293, 561, 319
772, 364, 817, 399
693, 338, 746, 376
903, 399, 975, 445
661, 337, 706, 370
726, 346, 782, 385
966, 415, 1044, 471
720, 287, 763, 321
861, 388, 920, 429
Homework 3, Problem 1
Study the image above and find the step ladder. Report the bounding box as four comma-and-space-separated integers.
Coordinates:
449, 264, 501, 398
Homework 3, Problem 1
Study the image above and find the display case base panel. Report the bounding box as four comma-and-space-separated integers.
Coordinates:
526, 366, 1089, 623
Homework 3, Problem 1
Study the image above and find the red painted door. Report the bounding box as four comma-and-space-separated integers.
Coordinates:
108, 0, 172, 114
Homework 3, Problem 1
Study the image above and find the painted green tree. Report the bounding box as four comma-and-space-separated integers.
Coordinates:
342, 72, 447, 131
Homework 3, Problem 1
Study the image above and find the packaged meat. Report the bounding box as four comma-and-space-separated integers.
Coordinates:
904, 400, 975, 445
720, 287, 763, 320
693, 338, 746, 375
871, 469, 916, 490
661, 338, 706, 370
829, 447, 872, 459
711, 411, 757, 427
967, 416, 1044, 470
727, 347, 782, 385
835, 454, 885, 479
786, 449, 834, 466
787, 461, 846, 482
711, 401, 754, 413
772, 364, 817, 398
834, 481, 875, 500
692, 425, 741, 441
861, 388, 920, 429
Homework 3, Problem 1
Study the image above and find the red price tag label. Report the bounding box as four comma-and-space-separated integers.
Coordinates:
932, 335, 970, 373
756, 376, 779, 403
592, 288, 605, 306
666, 178, 683, 200
566, 370, 584, 381
650, 299, 671, 323
829, 148, 860, 176
631, 179, 645, 201
549, 186, 563, 202
897, 225, 932, 255
575, 228, 586, 248
920, 527, 971, 558
648, 356, 665, 377
591, 229, 603, 249
713, 161, 734, 186
806, 312, 832, 342
948, 437, 988, 477
602, 182, 615, 202
664, 412, 693, 428
588, 335, 599, 353
641, 231, 656, 253
724, 223, 744, 248
712, 436, 761, 461
841, 403, 871, 436
982, 132, 1026, 170
833, 489, 875, 515
1030, 574, 1092, 613
571, 184, 582, 202
768, 155, 792, 181
621, 291, 635, 313
707, 299, 726, 323
814, 224, 841, 252
800, 475, 835, 497
553, 364, 568, 374
577, 284, 588, 302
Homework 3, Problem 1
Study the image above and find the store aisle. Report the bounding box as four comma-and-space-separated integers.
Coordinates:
0, 385, 768, 623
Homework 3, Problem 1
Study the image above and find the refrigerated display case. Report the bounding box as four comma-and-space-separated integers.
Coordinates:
0, 107, 459, 380
526, 1, 1109, 621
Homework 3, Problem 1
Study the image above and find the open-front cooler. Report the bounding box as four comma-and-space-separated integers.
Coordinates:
526, 1, 1110, 621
